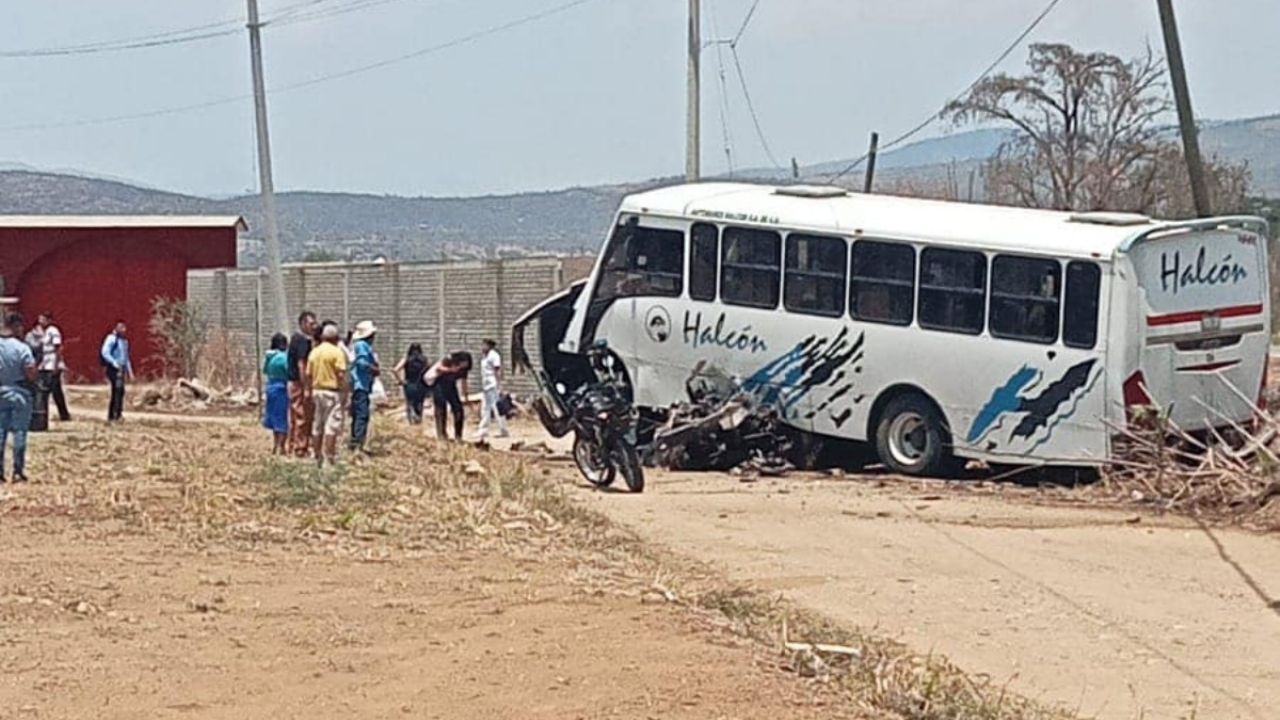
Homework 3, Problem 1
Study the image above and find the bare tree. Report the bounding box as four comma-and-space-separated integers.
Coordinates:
944, 43, 1248, 217
149, 297, 208, 379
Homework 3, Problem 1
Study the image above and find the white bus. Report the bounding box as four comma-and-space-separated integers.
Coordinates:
513, 183, 1271, 476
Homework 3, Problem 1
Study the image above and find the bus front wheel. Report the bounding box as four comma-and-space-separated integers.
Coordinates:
874, 394, 950, 477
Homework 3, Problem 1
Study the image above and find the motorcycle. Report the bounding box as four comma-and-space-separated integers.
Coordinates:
560, 342, 644, 493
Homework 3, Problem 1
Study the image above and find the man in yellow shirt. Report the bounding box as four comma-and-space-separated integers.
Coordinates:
307, 322, 348, 466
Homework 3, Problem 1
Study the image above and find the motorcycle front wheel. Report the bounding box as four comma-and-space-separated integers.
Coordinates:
573, 432, 616, 488
610, 441, 645, 494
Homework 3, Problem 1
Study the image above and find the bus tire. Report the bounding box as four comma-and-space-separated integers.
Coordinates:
874, 393, 951, 477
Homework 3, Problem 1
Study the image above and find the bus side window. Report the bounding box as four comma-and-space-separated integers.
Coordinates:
990, 255, 1061, 344
1063, 261, 1101, 349
918, 247, 987, 335
595, 220, 685, 302
784, 234, 847, 317
850, 240, 915, 326
690, 223, 719, 302
721, 227, 781, 309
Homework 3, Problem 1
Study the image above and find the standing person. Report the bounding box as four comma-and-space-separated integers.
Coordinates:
307, 323, 348, 466
393, 343, 429, 425
341, 330, 357, 364
427, 351, 471, 442
477, 339, 509, 441
0, 313, 37, 482
287, 312, 317, 457
37, 313, 70, 422
262, 333, 290, 455
100, 321, 132, 423
348, 321, 380, 453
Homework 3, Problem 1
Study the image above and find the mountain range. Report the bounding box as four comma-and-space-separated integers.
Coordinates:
1, 114, 1276, 264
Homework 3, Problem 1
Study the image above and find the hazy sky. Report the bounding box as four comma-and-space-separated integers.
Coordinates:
1, 0, 1276, 198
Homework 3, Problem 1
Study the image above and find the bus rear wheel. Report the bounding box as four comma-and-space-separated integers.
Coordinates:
874, 394, 951, 477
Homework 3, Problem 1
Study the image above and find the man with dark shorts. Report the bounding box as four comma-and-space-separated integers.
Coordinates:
287, 311, 317, 457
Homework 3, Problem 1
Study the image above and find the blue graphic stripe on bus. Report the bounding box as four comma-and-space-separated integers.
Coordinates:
967, 359, 1098, 447
967, 366, 1039, 443
741, 328, 865, 421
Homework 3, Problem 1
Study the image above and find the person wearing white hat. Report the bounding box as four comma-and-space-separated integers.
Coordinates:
348, 320, 380, 452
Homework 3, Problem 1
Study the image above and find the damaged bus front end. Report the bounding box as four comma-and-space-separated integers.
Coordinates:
510, 279, 595, 438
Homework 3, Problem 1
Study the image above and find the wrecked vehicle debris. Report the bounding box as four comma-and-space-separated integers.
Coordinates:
649, 361, 796, 474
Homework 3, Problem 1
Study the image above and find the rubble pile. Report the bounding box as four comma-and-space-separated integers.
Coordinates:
135, 378, 259, 413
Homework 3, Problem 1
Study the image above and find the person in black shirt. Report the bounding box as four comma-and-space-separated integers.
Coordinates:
286, 311, 317, 457
393, 343, 430, 426
427, 351, 471, 441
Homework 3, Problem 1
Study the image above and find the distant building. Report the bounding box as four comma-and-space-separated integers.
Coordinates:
0, 216, 243, 379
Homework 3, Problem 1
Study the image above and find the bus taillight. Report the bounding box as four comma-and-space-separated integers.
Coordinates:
1123, 371, 1153, 425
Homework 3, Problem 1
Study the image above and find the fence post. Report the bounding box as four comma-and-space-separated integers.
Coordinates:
215, 269, 229, 330
389, 262, 401, 357
342, 266, 351, 332
254, 271, 263, 409
494, 259, 507, 349
436, 266, 447, 359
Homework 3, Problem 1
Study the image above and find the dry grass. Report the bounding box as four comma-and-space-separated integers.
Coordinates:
12, 417, 1079, 720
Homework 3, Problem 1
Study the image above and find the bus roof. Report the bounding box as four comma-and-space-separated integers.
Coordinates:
620, 183, 1183, 261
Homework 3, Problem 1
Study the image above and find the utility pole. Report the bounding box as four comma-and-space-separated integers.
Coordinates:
863, 132, 879, 194
686, 0, 701, 183
246, 0, 290, 333
1156, 0, 1211, 217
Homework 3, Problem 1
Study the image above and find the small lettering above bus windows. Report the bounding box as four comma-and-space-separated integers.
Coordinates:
1159, 246, 1248, 295
689, 209, 781, 225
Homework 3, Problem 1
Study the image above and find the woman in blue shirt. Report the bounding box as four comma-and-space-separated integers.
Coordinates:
262, 333, 290, 454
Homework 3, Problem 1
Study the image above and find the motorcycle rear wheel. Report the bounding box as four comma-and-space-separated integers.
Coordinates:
573, 433, 616, 488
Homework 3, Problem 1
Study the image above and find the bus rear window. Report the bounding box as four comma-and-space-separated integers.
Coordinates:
721, 227, 781, 309
1064, 261, 1101, 349
919, 248, 986, 335
595, 221, 684, 302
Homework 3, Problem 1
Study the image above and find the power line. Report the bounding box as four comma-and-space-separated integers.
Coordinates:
823, 0, 1065, 185
730, 45, 783, 170
0, 0, 411, 58
720, 0, 782, 171
0, 0, 610, 132
731, 0, 762, 45
706, 0, 737, 175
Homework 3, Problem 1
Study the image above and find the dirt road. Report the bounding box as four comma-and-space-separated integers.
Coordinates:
564, 468, 1280, 720
1, 420, 853, 720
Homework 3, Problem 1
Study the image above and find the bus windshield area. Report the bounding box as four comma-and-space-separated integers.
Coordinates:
594, 219, 685, 302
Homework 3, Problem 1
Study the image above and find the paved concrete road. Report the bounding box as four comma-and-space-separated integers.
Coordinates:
565, 468, 1280, 720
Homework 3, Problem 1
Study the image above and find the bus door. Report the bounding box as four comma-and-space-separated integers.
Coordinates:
1127, 225, 1270, 429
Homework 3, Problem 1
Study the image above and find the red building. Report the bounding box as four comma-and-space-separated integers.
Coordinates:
0, 216, 243, 379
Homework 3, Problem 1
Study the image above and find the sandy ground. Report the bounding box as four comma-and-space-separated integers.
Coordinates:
13, 401, 1280, 719
0, 417, 855, 720
460, 414, 1280, 720
551, 466, 1280, 720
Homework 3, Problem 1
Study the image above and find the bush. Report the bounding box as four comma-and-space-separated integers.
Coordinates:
149, 297, 207, 379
